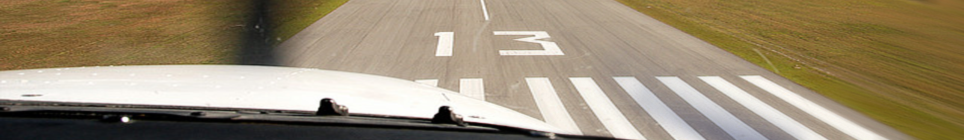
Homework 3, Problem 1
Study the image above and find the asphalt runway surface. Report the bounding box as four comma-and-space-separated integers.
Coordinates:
276, 0, 908, 139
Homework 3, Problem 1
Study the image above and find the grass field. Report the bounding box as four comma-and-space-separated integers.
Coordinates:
616, 0, 964, 139
265, 0, 348, 46
0, 0, 346, 70
0, 0, 257, 70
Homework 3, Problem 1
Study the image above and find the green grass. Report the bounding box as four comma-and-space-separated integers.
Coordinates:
265, 0, 349, 46
615, 0, 964, 139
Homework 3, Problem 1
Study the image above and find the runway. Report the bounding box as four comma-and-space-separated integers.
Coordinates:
275, 0, 904, 139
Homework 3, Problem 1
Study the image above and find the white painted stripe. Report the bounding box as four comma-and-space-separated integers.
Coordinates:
525, 77, 583, 135
434, 32, 454, 56
570, 77, 646, 140
479, 0, 490, 21
415, 79, 438, 87
614, 77, 705, 140
459, 78, 485, 100
657, 76, 767, 140
741, 75, 886, 140
700, 76, 826, 140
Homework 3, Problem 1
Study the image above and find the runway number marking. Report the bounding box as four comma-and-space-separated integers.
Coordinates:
494, 31, 564, 56
433, 31, 564, 56
434, 32, 455, 56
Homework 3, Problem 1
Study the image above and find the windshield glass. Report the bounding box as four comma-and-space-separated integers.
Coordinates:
3, 0, 963, 139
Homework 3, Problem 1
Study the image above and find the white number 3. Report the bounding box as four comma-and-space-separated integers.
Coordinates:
494, 31, 564, 56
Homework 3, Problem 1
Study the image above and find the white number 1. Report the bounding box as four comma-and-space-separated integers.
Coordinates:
435, 32, 454, 56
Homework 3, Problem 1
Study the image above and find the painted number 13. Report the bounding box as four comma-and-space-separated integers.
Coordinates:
434, 31, 564, 56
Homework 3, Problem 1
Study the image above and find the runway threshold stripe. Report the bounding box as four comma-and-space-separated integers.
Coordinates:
569, 77, 646, 140
415, 79, 438, 87
459, 78, 485, 101
657, 76, 767, 140
699, 76, 826, 140
614, 77, 704, 140
525, 77, 583, 135
741, 75, 886, 140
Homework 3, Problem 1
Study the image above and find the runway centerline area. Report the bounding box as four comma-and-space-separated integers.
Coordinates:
276, 0, 902, 139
